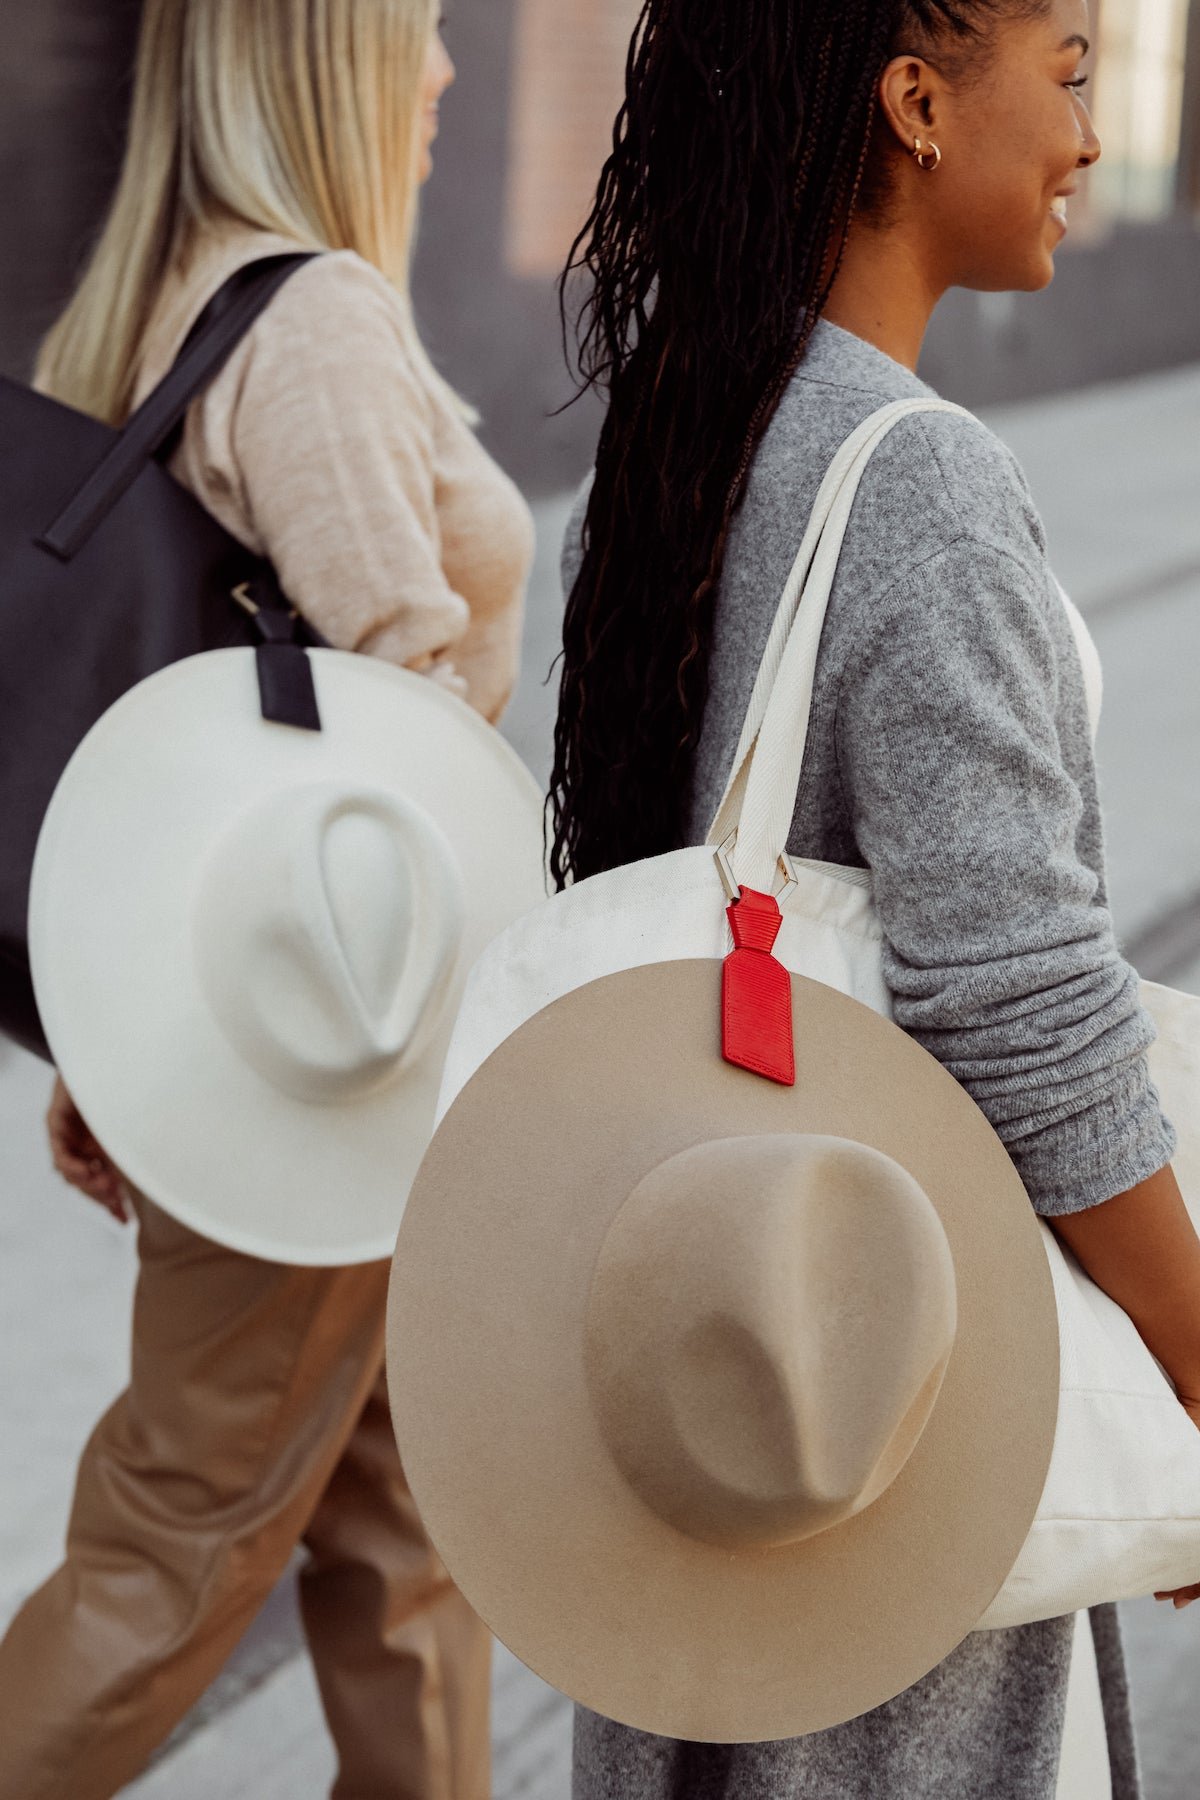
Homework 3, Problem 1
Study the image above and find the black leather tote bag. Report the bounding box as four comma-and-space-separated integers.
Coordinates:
0, 252, 321, 1061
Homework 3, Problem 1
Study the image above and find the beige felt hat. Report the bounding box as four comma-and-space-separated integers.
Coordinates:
29, 649, 547, 1264
387, 961, 1059, 1742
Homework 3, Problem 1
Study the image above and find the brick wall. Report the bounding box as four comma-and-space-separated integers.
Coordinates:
505, 0, 642, 278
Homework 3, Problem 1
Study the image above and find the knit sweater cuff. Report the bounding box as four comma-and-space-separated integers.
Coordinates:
1009, 1067, 1178, 1216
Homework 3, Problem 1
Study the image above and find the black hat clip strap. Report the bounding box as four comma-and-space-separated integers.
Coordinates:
231, 582, 323, 732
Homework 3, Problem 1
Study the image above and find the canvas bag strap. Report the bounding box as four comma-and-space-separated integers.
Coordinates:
707, 398, 972, 894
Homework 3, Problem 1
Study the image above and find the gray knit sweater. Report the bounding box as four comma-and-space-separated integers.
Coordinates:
562, 317, 1159, 1798
566, 318, 1174, 1216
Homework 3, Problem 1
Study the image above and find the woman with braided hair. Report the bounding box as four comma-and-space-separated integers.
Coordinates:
555, 1, 1197, 1795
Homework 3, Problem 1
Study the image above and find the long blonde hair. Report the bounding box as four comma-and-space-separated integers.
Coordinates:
37, 0, 458, 424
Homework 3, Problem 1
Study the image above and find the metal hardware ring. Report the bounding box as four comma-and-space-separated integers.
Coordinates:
714, 832, 798, 904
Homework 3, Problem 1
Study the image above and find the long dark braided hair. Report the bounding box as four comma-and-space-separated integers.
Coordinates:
550, 0, 1047, 888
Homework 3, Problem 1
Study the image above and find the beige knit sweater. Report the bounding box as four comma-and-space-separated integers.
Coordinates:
132, 222, 533, 725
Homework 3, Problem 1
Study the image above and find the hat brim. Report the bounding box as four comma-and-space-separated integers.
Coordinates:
29, 650, 546, 1264
387, 961, 1059, 1740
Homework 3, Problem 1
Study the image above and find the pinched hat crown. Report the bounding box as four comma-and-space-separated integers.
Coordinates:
194, 781, 466, 1104
584, 1133, 958, 1550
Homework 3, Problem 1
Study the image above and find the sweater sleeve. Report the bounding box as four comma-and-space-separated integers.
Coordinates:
836, 532, 1176, 1215
225, 257, 471, 691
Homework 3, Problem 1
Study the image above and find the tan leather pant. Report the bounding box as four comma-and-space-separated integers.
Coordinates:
0, 1195, 492, 1800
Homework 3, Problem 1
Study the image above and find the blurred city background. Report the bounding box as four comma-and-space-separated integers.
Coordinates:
1, 1, 1199, 1795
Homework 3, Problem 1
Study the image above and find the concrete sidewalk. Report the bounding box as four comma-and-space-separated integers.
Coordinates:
1, 359, 1199, 1798
985, 363, 1200, 982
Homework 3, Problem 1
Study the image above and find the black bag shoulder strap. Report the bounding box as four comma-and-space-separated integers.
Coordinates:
38, 251, 317, 560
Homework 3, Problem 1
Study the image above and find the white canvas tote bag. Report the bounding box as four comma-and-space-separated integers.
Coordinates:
437, 398, 1200, 1629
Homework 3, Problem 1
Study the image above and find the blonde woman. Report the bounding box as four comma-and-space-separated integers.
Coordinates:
0, 4, 532, 1797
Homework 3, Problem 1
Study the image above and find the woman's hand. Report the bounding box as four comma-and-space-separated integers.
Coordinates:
46, 1075, 129, 1223
1155, 1394, 1200, 1608
425, 658, 470, 701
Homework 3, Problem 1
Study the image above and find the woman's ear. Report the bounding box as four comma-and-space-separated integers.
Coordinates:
877, 54, 943, 158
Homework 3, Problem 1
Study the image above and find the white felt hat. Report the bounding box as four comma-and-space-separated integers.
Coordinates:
29, 649, 547, 1263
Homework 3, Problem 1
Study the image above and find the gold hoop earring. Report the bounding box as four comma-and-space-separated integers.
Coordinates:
912, 137, 942, 171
